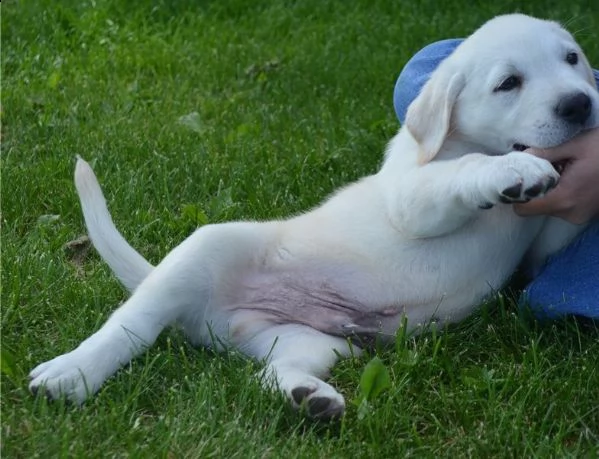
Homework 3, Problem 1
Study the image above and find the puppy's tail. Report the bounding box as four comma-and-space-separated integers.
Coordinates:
74, 156, 154, 292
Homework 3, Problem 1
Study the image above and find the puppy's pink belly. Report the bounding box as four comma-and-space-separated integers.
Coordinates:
226, 269, 404, 342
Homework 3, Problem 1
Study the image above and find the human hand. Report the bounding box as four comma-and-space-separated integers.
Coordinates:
514, 128, 599, 224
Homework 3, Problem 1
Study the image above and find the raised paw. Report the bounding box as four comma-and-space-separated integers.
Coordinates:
498, 175, 558, 203
479, 152, 560, 207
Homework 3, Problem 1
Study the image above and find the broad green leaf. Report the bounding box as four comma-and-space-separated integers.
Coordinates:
359, 356, 391, 401
181, 204, 209, 226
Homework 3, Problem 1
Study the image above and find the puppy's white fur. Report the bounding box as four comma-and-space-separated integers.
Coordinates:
30, 14, 599, 418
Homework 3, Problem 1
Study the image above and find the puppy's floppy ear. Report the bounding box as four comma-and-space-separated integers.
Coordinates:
405, 69, 466, 164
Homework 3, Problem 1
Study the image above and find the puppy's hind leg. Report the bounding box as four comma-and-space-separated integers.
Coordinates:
28, 232, 213, 404
244, 324, 361, 419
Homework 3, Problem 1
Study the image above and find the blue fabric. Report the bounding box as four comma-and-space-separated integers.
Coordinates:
523, 222, 599, 319
393, 39, 463, 124
393, 40, 599, 320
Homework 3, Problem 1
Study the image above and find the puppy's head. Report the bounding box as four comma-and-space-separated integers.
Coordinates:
406, 14, 599, 163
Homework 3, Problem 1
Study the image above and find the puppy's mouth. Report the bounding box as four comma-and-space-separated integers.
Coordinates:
512, 143, 529, 151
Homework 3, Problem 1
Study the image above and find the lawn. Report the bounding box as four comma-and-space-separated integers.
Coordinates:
2, 0, 598, 457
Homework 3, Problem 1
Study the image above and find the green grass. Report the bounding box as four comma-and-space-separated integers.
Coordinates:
2, 0, 599, 457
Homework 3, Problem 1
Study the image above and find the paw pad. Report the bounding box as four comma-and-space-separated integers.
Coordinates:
291, 385, 345, 419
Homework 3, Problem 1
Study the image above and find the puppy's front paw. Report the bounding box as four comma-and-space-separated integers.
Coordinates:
481, 152, 559, 206
29, 349, 104, 404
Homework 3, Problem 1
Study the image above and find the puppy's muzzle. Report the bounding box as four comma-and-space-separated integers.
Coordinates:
555, 92, 592, 125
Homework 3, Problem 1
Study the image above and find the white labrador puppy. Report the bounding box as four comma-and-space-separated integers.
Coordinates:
30, 14, 598, 418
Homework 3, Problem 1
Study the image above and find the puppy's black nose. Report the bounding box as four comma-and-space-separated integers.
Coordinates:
555, 92, 592, 124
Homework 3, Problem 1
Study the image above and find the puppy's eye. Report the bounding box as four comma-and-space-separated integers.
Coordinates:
494, 75, 521, 92
566, 52, 578, 65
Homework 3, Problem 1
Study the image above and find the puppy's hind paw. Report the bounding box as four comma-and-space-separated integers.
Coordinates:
289, 381, 346, 419
28, 350, 102, 404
